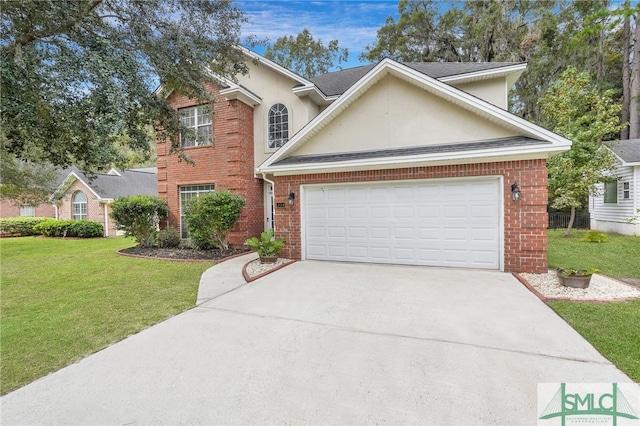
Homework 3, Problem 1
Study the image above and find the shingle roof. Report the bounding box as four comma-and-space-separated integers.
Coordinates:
309, 62, 523, 97
273, 137, 547, 166
609, 139, 640, 164
72, 168, 158, 199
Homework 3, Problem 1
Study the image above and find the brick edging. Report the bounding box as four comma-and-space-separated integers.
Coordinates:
513, 272, 640, 303
242, 259, 297, 283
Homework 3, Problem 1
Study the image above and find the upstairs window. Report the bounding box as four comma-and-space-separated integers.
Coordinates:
72, 191, 87, 220
604, 181, 617, 204
268, 103, 289, 149
180, 105, 212, 147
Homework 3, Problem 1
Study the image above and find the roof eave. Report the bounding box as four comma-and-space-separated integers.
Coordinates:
258, 143, 568, 176
438, 63, 527, 85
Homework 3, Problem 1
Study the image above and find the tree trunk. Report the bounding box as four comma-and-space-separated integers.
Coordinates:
564, 206, 576, 237
630, 13, 640, 139
621, 3, 630, 140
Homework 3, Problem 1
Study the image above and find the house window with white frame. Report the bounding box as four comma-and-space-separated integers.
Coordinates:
72, 191, 88, 220
179, 184, 214, 238
179, 105, 212, 148
268, 103, 289, 149
20, 206, 36, 217
623, 182, 630, 199
604, 181, 618, 204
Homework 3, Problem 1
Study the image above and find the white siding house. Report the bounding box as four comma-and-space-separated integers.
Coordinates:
590, 140, 640, 236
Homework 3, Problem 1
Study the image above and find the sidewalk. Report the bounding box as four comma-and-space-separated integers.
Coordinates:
196, 252, 257, 305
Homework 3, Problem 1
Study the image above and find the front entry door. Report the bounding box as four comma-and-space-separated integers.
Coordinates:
265, 183, 274, 230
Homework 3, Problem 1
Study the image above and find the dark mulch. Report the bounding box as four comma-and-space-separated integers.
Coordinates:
119, 246, 249, 261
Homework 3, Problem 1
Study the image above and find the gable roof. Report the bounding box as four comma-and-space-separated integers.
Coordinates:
257, 58, 571, 175
309, 62, 526, 97
607, 139, 640, 166
53, 168, 157, 202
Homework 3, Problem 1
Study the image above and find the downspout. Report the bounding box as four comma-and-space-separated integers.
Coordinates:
262, 172, 276, 233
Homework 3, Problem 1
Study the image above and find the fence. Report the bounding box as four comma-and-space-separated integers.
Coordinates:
548, 211, 590, 230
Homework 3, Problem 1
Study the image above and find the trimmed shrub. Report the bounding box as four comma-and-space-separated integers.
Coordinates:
0, 217, 50, 236
110, 195, 169, 247
71, 220, 104, 238
158, 226, 181, 248
184, 190, 246, 250
33, 219, 103, 238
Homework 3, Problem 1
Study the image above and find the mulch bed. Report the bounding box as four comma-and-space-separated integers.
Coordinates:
119, 246, 249, 261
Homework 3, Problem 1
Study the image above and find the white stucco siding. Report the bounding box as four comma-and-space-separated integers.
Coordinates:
590, 164, 639, 235
293, 75, 519, 157
452, 78, 507, 110
236, 61, 321, 168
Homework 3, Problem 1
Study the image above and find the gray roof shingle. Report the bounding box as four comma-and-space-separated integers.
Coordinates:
609, 139, 640, 164
309, 62, 523, 97
72, 168, 158, 199
273, 137, 546, 166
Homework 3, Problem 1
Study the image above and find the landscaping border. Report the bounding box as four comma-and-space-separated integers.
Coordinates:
117, 249, 251, 264
242, 259, 297, 283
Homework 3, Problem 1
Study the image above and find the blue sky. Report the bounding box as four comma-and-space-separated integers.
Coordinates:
238, 0, 637, 71
238, 1, 401, 68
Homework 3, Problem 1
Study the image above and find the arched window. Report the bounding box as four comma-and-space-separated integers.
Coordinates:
268, 103, 289, 149
72, 191, 87, 220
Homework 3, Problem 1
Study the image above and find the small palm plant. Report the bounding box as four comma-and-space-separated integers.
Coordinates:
244, 229, 285, 263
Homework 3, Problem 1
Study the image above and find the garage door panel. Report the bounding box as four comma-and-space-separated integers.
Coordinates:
304, 178, 500, 269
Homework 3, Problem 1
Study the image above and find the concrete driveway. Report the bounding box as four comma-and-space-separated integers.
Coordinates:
1, 255, 631, 425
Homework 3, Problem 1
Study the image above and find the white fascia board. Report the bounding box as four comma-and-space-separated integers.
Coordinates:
260, 59, 571, 170
239, 46, 313, 88
439, 63, 527, 85
257, 142, 564, 176
50, 171, 103, 201
291, 85, 336, 105
219, 86, 262, 107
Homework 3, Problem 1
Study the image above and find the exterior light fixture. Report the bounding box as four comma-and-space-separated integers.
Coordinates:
511, 182, 521, 201
288, 191, 295, 206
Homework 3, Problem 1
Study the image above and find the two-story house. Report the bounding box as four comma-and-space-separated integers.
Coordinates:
157, 48, 571, 273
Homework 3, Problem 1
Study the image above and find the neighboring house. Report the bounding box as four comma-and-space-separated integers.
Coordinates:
52, 167, 157, 237
589, 139, 640, 236
158, 48, 572, 273
0, 200, 56, 219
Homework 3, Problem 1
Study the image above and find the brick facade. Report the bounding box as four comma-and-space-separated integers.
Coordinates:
0, 200, 55, 219
56, 180, 117, 237
272, 159, 548, 273
158, 83, 264, 246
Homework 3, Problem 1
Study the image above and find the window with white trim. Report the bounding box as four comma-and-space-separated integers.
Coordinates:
72, 191, 87, 220
268, 103, 289, 149
179, 105, 212, 147
604, 181, 618, 204
623, 182, 630, 199
179, 184, 214, 238
20, 206, 36, 217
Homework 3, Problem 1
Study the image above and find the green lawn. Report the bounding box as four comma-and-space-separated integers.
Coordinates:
547, 229, 640, 278
546, 229, 640, 382
0, 237, 213, 395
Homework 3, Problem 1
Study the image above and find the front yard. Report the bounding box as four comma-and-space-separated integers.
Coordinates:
546, 229, 640, 382
0, 237, 212, 395
1, 231, 638, 395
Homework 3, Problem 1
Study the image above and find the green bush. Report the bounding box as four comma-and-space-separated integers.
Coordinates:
580, 231, 609, 243
244, 229, 285, 257
110, 195, 169, 247
184, 190, 246, 250
158, 227, 181, 248
71, 220, 104, 238
0, 217, 50, 236
33, 219, 103, 238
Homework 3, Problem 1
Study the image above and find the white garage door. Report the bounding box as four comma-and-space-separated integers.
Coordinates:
304, 178, 501, 269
